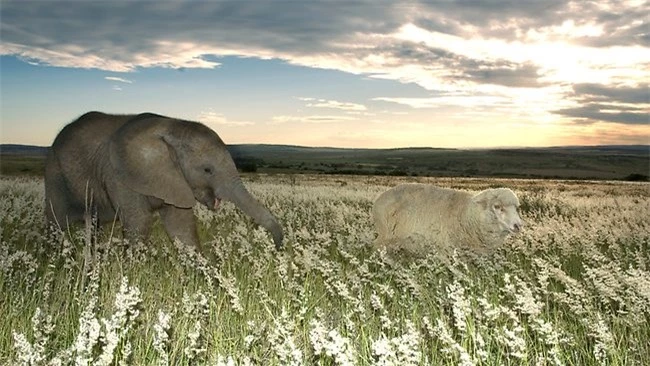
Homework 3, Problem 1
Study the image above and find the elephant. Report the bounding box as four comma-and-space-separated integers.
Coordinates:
44, 111, 284, 250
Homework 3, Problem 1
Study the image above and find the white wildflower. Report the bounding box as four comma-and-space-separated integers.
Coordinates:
502, 324, 527, 361
27, 307, 54, 363
95, 276, 142, 366
73, 296, 101, 366
370, 292, 383, 311
371, 334, 395, 366
244, 334, 256, 348
371, 321, 421, 366
153, 310, 172, 366
530, 318, 565, 366
395, 321, 421, 365
476, 296, 501, 322
12, 331, 39, 366
377, 283, 395, 299
431, 317, 475, 366
474, 331, 488, 362
214, 355, 237, 366
172, 238, 215, 288
513, 277, 544, 317
214, 272, 244, 314
589, 314, 613, 363
118, 340, 132, 366
379, 314, 393, 331
309, 319, 356, 365
268, 308, 303, 366
332, 280, 352, 300
584, 262, 625, 308
447, 281, 471, 333
184, 320, 206, 361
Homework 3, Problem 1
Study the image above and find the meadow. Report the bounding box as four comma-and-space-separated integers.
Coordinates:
1, 174, 649, 365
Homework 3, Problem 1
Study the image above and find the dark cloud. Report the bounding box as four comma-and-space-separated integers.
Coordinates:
556, 105, 648, 125
457, 61, 545, 88
413, 0, 569, 37
576, 1, 650, 47
375, 42, 546, 87
2, 0, 644, 66
0, 0, 403, 61
554, 83, 649, 125
0, 0, 646, 114
573, 83, 649, 104
1, 0, 552, 90
413, 0, 648, 47
381, 41, 457, 65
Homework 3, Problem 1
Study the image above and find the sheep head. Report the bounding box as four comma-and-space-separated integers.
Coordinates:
471, 188, 523, 236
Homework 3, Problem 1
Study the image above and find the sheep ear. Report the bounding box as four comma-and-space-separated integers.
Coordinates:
109, 115, 196, 208
471, 190, 493, 209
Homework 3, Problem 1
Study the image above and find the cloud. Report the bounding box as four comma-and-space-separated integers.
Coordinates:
374, 94, 511, 109
412, 0, 648, 47
1, 0, 647, 127
0, 1, 398, 71
298, 97, 367, 111
572, 83, 649, 104
105, 76, 133, 84
271, 115, 358, 124
371, 38, 547, 88
197, 110, 254, 126
2, 1, 645, 71
1, 40, 221, 72
555, 105, 648, 125
554, 83, 649, 125
457, 62, 545, 88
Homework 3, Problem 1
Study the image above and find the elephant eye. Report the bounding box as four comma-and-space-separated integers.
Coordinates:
203, 167, 213, 174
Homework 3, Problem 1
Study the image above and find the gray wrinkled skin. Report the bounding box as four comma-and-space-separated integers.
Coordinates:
45, 111, 283, 250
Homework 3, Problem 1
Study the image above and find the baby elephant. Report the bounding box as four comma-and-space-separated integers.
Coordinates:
45, 111, 284, 251
372, 184, 523, 254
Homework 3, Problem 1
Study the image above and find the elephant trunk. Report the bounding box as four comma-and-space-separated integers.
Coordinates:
223, 179, 284, 250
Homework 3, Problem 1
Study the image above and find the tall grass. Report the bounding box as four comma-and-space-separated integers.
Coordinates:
1, 175, 648, 365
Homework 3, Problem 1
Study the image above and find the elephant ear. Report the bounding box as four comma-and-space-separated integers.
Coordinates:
109, 115, 196, 208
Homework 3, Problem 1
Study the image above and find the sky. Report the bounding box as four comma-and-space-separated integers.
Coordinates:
1, 0, 648, 149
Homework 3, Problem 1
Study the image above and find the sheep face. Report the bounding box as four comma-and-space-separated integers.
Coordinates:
472, 188, 523, 236
492, 202, 523, 234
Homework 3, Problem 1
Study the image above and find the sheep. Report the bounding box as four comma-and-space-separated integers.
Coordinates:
372, 184, 523, 255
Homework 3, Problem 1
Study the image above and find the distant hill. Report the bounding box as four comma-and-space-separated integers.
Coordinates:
226, 144, 649, 180
1, 143, 649, 180
0, 144, 49, 156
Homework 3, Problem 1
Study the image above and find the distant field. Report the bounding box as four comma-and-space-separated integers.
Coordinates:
1, 144, 649, 180
0, 155, 46, 176
230, 144, 650, 177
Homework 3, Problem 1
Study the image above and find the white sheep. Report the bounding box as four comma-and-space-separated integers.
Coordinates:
372, 184, 523, 254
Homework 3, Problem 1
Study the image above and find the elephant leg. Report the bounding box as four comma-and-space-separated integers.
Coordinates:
44, 158, 83, 229
158, 205, 200, 249
107, 181, 154, 243
120, 211, 154, 244
44, 178, 72, 229
115, 204, 153, 244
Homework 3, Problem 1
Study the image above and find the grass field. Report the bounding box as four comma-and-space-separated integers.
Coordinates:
1, 174, 649, 365
0, 156, 46, 176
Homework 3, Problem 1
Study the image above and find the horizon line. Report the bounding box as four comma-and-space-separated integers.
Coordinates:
1, 142, 648, 150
